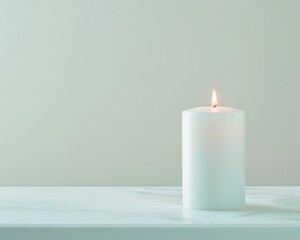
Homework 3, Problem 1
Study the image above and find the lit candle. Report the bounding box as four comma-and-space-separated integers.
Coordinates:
182, 91, 245, 210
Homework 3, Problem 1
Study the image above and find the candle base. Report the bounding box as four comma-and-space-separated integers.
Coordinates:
182, 185, 245, 211
183, 200, 245, 211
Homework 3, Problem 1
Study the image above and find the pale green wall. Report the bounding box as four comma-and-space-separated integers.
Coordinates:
0, 0, 299, 185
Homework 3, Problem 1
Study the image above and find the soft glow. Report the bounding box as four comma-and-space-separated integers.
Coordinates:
211, 90, 217, 108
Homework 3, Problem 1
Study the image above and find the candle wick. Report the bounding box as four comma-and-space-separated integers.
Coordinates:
213, 104, 217, 108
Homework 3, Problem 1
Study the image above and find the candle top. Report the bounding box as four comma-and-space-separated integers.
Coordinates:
183, 107, 243, 113
184, 91, 244, 113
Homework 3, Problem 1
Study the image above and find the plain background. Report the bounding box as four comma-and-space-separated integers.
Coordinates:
0, 0, 299, 186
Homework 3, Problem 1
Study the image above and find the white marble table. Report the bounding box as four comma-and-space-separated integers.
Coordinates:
0, 187, 299, 240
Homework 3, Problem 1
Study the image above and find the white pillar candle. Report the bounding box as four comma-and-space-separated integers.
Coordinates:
182, 91, 245, 210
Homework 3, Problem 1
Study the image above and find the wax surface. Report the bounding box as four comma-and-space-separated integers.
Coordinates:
182, 106, 245, 210
184, 106, 241, 113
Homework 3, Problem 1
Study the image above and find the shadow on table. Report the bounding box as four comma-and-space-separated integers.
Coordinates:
245, 204, 300, 212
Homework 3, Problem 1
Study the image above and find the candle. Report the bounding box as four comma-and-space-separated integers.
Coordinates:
182, 91, 245, 210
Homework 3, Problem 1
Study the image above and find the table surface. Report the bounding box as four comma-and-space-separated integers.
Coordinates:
0, 186, 299, 228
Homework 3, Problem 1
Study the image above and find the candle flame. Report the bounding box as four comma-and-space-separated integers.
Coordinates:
211, 90, 217, 108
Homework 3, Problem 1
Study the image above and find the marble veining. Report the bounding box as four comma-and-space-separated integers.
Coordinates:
0, 187, 299, 227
